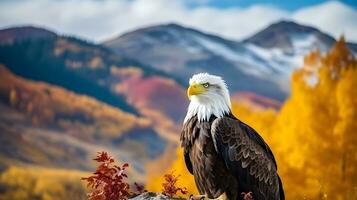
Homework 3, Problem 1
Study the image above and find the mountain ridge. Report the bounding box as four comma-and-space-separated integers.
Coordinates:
104, 22, 293, 100
0, 26, 57, 45
103, 20, 357, 101
244, 20, 335, 49
106, 23, 241, 49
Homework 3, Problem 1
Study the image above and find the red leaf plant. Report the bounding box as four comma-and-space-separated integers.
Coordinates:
82, 151, 145, 200
161, 171, 188, 198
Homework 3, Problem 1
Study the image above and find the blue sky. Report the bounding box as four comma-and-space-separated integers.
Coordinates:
0, 0, 356, 42
189, 0, 357, 10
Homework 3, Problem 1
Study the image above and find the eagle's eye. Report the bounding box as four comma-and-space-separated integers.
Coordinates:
202, 83, 210, 88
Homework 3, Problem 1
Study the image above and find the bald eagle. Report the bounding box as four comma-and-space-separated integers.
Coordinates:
181, 73, 284, 200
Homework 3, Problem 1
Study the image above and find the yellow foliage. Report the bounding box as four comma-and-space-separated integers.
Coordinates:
0, 166, 89, 200
146, 147, 198, 197
9, 88, 17, 106
273, 37, 357, 200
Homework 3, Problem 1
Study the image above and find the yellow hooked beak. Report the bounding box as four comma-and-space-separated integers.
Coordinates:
187, 84, 206, 98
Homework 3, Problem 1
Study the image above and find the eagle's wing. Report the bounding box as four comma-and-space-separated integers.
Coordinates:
180, 116, 199, 174
211, 117, 284, 200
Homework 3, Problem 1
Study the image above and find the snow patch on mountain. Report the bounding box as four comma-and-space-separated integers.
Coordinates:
244, 44, 292, 74
192, 34, 276, 77
291, 33, 329, 54
244, 34, 331, 76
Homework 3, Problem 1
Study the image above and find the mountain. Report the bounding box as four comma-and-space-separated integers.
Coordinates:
245, 20, 357, 52
245, 21, 335, 49
104, 21, 357, 100
0, 26, 187, 177
243, 21, 357, 79
0, 26, 56, 45
0, 64, 165, 177
104, 23, 286, 100
0, 27, 141, 114
0, 25, 187, 129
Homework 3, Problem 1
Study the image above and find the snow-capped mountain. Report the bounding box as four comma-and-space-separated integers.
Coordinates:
104, 21, 357, 100
243, 21, 355, 75
104, 23, 286, 100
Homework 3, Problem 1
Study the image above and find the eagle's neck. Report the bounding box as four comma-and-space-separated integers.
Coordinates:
184, 95, 231, 123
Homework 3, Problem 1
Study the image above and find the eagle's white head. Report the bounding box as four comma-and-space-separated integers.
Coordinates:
184, 73, 231, 123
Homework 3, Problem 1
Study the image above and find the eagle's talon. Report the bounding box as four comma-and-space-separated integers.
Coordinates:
188, 193, 227, 200
189, 194, 207, 200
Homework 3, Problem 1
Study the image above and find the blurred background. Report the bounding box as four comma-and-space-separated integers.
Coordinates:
0, 0, 356, 199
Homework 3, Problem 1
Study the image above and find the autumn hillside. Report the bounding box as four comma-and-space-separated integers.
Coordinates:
0, 64, 149, 138
0, 25, 192, 168
0, 64, 167, 177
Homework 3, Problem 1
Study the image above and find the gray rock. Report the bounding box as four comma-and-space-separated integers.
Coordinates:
130, 192, 185, 200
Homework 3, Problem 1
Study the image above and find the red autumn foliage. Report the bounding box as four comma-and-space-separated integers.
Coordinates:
161, 171, 188, 198
82, 152, 145, 200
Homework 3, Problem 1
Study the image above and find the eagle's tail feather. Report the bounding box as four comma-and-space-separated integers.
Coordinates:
278, 176, 285, 200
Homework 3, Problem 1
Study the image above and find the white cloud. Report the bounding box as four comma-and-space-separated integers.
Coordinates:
0, 0, 356, 43
292, 1, 357, 42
